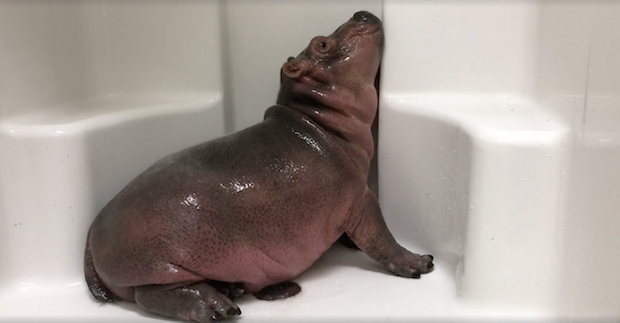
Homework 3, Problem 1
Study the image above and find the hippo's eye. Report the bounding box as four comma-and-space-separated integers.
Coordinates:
316, 40, 330, 53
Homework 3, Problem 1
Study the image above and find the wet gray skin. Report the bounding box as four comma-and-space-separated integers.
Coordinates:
84, 11, 433, 322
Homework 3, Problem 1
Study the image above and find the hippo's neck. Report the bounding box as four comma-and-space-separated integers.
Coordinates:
271, 103, 375, 176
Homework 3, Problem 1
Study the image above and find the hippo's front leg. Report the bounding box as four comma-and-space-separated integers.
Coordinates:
345, 190, 434, 278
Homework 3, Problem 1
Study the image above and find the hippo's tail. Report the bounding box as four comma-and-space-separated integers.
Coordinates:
84, 231, 116, 303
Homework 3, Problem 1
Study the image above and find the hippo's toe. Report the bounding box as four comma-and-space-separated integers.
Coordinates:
254, 281, 302, 301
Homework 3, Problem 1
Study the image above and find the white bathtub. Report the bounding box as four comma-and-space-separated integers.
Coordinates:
1, 1, 619, 322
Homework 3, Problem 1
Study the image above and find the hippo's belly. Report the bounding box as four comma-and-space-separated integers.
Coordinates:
90, 168, 352, 295
173, 164, 353, 291
176, 186, 349, 292
201, 231, 338, 293
91, 204, 345, 299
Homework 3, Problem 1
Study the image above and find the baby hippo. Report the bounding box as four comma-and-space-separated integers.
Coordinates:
84, 11, 433, 322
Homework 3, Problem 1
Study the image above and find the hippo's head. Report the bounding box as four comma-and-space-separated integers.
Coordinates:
277, 11, 384, 136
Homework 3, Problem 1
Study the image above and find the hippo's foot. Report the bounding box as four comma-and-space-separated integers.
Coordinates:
346, 191, 434, 279
135, 282, 241, 322
253, 281, 301, 301
207, 280, 246, 301
337, 233, 360, 250
387, 249, 434, 278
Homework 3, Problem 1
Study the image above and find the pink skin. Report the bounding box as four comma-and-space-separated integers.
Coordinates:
84, 11, 433, 323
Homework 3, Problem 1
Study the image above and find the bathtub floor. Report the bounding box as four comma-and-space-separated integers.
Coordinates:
0, 243, 557, 322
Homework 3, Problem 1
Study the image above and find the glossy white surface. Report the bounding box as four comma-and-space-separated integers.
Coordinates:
1, 0, 620, 322
0, 0, 223, 119
379, 0, 620, 320
379, 94, 568, 314
535, 2, 620, 318
0, 93, 224, 290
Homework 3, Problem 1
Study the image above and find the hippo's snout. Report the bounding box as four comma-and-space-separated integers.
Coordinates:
351, 11, 382, 26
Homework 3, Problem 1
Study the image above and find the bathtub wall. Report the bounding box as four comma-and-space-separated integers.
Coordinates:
0, 0, 227, 288
0, 1, 88, 118
536, 1, 620, 318
380, 0, 620, 318
0, 0, 223, 118
381, 0, 538, 96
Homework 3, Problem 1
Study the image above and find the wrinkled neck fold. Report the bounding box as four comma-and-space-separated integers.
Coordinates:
278, 100, 376, 176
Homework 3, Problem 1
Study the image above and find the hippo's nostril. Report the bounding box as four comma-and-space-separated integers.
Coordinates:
352, 10, 380, 24
353, 11, 371, 20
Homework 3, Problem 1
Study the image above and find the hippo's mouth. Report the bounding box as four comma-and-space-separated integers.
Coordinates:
300, 75, 331, 90
300, 76, 319, 87
336, 24, 383, 41
362, 25, 384, 35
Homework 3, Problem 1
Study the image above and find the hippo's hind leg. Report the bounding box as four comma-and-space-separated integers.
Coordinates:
135, 282, 241, 322
253, 281, 301, 301
84, 232, 118, 303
